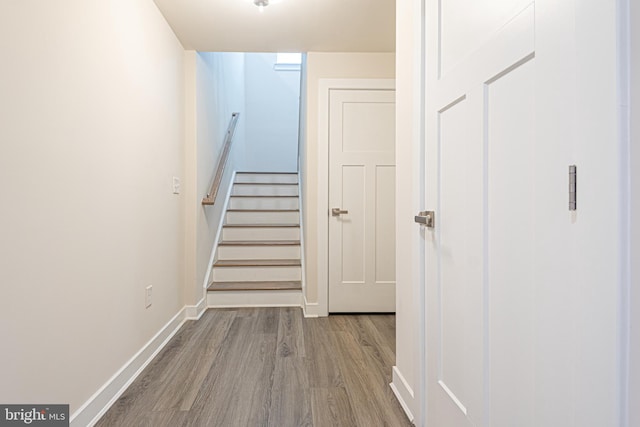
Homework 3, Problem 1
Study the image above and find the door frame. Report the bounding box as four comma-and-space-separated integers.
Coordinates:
316, 78, 396, 316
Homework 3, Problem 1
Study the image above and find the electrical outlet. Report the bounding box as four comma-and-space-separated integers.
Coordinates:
145, 285, 153, 308
172, 176, 181, 194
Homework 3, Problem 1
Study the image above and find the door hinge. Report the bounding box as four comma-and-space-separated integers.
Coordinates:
569, 165, 577, 211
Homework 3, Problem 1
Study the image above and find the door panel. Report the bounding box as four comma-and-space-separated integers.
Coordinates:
424, 0, 622, 426
439, 0, 533, 76
341, 165, 366, 283
437, 94, 483, 426
487, 58, 535, 427
329, 89, 396, 312
425, 1, 538, 426
375, 165, 396, 283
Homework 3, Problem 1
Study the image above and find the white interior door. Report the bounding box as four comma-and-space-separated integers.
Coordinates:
422, 1, 624, 426
329, 89, 396, 312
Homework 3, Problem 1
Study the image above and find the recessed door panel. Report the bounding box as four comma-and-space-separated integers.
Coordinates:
341, 165, 366, 283
487, 57, 535, 427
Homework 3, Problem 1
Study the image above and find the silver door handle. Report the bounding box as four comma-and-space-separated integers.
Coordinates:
414, 211, 435, 228
332, 208, 349, 216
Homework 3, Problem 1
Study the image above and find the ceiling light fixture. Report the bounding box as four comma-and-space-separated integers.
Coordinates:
254, 0, 269, 12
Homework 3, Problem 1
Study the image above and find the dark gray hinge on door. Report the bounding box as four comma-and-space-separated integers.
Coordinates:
569, 165, 577, 211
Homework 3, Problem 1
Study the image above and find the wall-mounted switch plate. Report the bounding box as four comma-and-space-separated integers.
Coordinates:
172, 176, 181, 195
145, 285, 153, 308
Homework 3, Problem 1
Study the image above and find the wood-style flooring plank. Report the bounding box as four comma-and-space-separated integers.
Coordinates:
328, 330, 392, 427
186, 316, 264, 426
311, 387, 358, 427
96, 308, 411, 427
276, 306, 305, 358
304, 318, 345, 388
268, 355, 313, 426
151, 310, 236, 411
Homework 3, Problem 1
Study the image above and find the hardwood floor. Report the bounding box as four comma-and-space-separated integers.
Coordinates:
96, 308, 412, 427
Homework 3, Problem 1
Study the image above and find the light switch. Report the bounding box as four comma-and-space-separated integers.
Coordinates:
172, 176, 181, 194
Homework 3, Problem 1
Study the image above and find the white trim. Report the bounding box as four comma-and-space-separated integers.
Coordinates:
297, 172, 313, 316
70, 308, 188, 427
185, 298, 207, 320
203, 170, 237, 290
316, 79, 396, 316
274, 63, 301, 72
438, 380, 467, 415
207, 289, 303, 308
621, 0, 635, 425
302, 295, 320, 318
390, 366, 416, 422
413, 0, 427, 425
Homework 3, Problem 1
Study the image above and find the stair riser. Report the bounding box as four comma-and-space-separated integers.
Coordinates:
207, 290, 303, 307
235, 173, 298, 184
222, 227, 300, 241
232, 184, 298, 196
212, 266, 302, 282
216, 245, 301, 260
228, 197, 298, 210
225, 211, 299, 225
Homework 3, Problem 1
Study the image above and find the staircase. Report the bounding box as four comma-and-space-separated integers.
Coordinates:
207, 172, 302, 307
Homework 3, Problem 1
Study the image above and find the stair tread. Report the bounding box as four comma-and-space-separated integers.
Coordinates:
218, 240, 300, 246
226, 209, 299, 212
208, 281, 302, 291
223, 223, 299, 228
233, 182, 298, 186
236, 171, 298, 174
214, 259, 301, 267
230, 194, 298, 198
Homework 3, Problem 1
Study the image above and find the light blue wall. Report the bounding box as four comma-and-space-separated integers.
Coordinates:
243, 53, 300, 172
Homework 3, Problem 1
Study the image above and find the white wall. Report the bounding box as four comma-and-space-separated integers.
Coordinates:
298, 55, 308, 174
184, 52, 246, 307
243, 53, 300, 172
0, 0, 185, 416
300, 52, 395, 305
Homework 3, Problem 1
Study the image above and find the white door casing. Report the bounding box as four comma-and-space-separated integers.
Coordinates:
422, 1, 625, 426
328, 89, 396, 312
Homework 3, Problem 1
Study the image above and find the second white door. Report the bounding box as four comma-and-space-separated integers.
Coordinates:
328, 88, 396, 312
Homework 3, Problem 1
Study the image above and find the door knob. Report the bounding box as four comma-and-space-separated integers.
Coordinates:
332, 208, 349, 216
414, 211, 435, 228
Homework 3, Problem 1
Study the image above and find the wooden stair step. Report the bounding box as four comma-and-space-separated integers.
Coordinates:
236, 171, 297, 174
229, 195, 298, 198
226, 209, 299, 212
213, 259, 301, 267
233, 182, 298, 186
218, 240, 300, 246
223, 223, 299, 228
207, 281, 302, 291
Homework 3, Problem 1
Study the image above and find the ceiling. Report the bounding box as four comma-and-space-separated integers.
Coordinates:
152, 0, 396, 53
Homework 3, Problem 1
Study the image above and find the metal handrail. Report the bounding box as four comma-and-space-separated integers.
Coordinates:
202, 112, 240, 205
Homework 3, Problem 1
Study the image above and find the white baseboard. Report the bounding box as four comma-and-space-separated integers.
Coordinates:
303, 295, 321, 318
207, 289, 303, 308
185, 297, 207, 320
70, 308, 188, 427
390, 366, 415, 423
